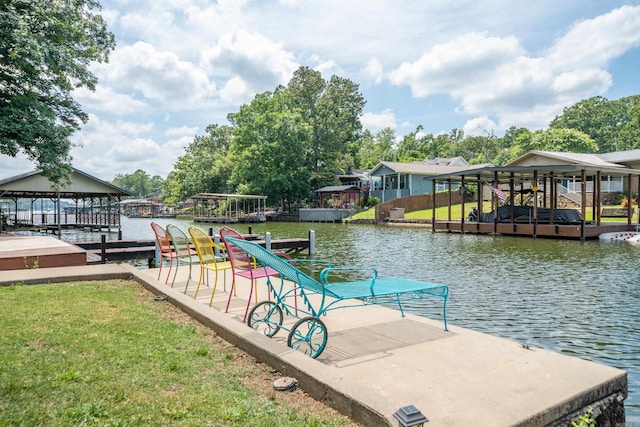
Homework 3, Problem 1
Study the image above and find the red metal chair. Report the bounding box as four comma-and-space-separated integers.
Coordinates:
219, 226, 293, 322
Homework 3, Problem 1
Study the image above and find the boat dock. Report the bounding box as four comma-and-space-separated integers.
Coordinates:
0, 231, 313, 270
0, 264, 627, 426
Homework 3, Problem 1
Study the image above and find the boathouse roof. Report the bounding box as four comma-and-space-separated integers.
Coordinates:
0, 168, 130, 198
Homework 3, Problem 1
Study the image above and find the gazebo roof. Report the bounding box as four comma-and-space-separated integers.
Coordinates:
315, 185, 360, 193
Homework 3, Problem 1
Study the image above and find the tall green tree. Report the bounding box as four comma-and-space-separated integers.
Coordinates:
526, 128, 598, 153
227, 88, 311, 205
165, 124, 233, 204
287, 66, 365, 189
112, 169, 158, 198
355, 128, 396, 169
549, 95, 640, 152
396, 126, 434, 162
0, 0, 115, 183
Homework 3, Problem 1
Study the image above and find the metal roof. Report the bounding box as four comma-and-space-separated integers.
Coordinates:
426, 163, 640, 184
369, 161, 489, 176
315, 185, 360, 193
0, 168, 130, 198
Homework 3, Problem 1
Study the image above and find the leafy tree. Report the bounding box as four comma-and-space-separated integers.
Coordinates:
112, 170, 157, 198
355, 128, 396, 169
549, 95, 640, 152
165, 124, 233, 203
0, 0, 115, 183
492, 126, 531, 165
527, 128, 598, 153
618, 102, 640, 150
287, 66, 365, 188
396, 126, 434, 162
227, 88, 311, 205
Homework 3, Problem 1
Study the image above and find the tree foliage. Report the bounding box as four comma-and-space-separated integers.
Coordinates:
0, 0, 115, 184
550, 95, 640, 152
227, 88, 311, 205
164, 124, 233, 204
112, 169, 163, 198
287, 66, 365, 189
157, 66, 639, 206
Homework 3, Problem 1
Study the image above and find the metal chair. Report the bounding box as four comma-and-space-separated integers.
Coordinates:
150, 222, 174, 283
187, 226, 232, 306
219, 226, 292, 322
165, 224, 199, 291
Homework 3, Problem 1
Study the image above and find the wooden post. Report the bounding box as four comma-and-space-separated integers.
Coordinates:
100, 234, 106, 264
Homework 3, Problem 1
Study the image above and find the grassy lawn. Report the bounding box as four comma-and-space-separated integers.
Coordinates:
0, 281, 357, 427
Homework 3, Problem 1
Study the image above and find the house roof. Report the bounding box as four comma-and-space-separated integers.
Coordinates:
0, 168, 130, 198
315, 185, 360, 193
598, 149, 640, 163
369, 161, 489, 176
506, 150, 622, 168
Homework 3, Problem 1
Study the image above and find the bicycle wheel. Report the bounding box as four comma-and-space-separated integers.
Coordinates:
247, 301, 283, 338
287, 316, 328, 359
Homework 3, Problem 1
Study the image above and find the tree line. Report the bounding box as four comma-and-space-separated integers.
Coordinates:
139, 66, 638, 206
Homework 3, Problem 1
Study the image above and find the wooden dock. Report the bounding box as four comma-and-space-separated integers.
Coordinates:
75, 234, 312, 265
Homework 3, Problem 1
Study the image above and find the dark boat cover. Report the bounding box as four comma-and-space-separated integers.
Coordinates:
478, 205, 582, 224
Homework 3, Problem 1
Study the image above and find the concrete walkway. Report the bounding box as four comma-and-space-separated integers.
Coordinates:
1, 264, 627, 426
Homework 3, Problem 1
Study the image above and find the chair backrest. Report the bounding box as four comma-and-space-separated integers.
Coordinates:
219, 226, 252, 271
150, 222, 172, 254
188, 226, 218, 266
225, 237, 325, 294
166, 225, 191, 258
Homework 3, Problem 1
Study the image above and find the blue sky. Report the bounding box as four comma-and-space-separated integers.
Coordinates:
2, 0, 640, 181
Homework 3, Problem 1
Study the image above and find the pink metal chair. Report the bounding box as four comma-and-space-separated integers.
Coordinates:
219, 226, 293, 322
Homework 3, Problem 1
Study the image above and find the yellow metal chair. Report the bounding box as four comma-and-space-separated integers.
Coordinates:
188, 226, 232, 306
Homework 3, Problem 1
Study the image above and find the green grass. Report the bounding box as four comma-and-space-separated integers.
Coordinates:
0, 281, 355, 426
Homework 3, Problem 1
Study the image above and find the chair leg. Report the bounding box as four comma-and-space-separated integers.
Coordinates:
194, 266, 204, 299
165, 259, 173, 284
170, 259, 179, 288
208, 268, 220, 307
242, 279, 255, 323
224, 275, 236, 313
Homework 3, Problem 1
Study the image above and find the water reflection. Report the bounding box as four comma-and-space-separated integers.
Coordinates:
53, 218, 640, 419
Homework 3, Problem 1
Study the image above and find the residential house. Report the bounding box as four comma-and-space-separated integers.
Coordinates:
369, 157, 489, 202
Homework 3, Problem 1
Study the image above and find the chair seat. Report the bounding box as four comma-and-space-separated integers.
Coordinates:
235, 266, 280, 280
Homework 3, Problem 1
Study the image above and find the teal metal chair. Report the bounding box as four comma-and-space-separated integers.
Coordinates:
165, 224, 199, 291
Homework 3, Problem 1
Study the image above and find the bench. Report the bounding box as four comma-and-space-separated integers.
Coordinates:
601, 208, 631, 218
225, 237, 449, 358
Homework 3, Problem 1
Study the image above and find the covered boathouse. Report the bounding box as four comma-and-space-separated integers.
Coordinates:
427, 151, 640, 240
0, 168, 130, 237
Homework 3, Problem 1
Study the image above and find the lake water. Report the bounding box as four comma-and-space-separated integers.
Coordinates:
57, 216, 640, 421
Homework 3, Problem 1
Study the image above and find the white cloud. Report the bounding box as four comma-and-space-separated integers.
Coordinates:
545, 5, 640, 70
388, 5, 640, 131
200, 30, 299, 92
363, 58, 383, 84
389, 32, 524, 97
106, 42, 215, 107
164, 126, 199, 137
463, 117, 499, 136
361, 109, 397, 132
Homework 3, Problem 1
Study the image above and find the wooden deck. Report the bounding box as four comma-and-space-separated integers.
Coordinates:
0, 235, 87, 270
434, 220, 635, 239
